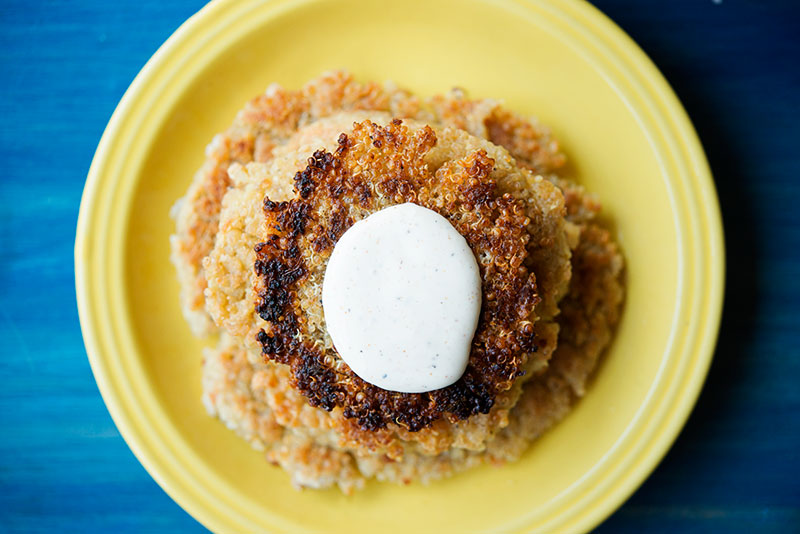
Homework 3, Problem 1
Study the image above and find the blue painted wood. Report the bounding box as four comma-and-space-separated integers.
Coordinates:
1, 0, 798, 532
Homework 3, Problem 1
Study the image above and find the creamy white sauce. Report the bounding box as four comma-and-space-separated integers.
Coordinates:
322, 203, 481, 393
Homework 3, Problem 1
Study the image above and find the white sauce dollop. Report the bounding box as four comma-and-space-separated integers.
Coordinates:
322, 203, 481, 393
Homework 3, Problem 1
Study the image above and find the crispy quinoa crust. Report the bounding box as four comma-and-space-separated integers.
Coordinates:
254, 119, 541, 433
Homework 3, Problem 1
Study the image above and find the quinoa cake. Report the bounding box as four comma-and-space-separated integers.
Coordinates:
171, 71, 624, 492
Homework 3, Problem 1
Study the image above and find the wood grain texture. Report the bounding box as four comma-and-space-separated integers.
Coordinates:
1, 0, 798, 532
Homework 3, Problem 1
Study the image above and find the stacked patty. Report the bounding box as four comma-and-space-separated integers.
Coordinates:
171, 72, 623, 493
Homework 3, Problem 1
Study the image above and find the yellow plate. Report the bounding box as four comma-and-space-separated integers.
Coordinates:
76, 0, 724, 532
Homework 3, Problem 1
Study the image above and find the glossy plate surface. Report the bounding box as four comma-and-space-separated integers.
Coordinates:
76, 0, 725, 532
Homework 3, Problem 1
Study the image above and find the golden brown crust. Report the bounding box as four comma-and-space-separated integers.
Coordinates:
550, 223, 624, 395
170, 134, 253, 334
429, 91, 566, 175
254, 119, 542, 433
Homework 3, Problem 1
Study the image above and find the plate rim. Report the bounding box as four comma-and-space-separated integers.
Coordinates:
75, 0, 725, 532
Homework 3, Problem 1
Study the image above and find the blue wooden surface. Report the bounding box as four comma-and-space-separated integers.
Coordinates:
1, 0, 798, 532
